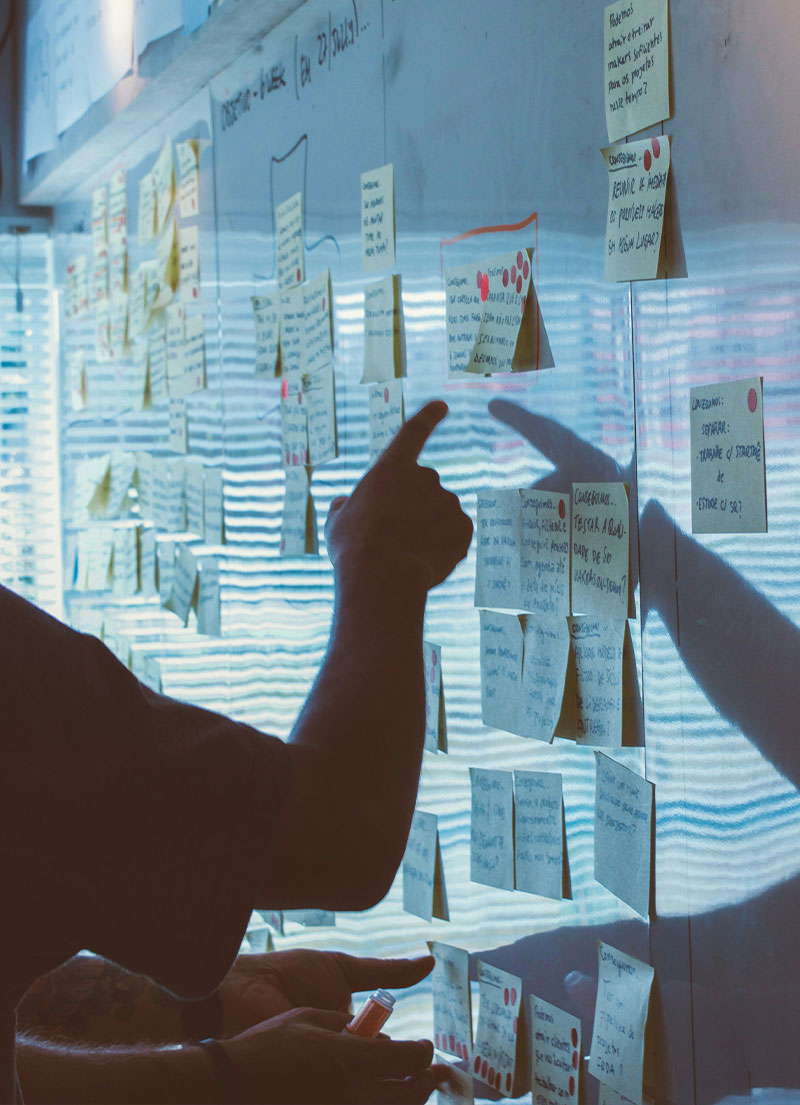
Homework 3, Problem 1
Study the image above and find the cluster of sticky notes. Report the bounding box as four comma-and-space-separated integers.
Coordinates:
136, 453, 225, 544
401, 809, 448, 921
470, 767, 570, 899
162, 544, 222, 636
689, 375, 767, 534
602, 0, 671, 280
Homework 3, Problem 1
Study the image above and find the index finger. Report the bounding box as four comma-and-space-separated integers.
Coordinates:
335, 954, 435, 995
379, 401, 448, 464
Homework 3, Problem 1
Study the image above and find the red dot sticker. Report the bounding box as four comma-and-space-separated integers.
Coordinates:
495, 1073, 502, 1091
511, 265, 517, 283
449, 1035, 455, 1052
297, 390, 303, 405
432, 651, 437, 666
569, 1076, 575, 1096
322, 297, 326, 311
644, 149, 652, 171
481, 1060, 488, 1080
652, 137, 661, 157
511, 988, 517, 1004
516, 275, 523, 294
384, 387, 389, 403
480, 273, 489, 301
476, 270, 483, 289
559, 499, 566, 519
285, 450, 290, 463
292, 453, 298, 465
281, 379, 289, 399
747, 387, 758, 412
571, 1027, 578, 1046
503, 269, 509, 287
523, 259, 530, 279
506, 1073, 512, 1092
296, 267, 301, 282
516, 250, 523, 268
504, 988, 509, 1006
488, 1067, 495, 1085
280, 538, 286, 550
474, 1057, 481, 1074
572, 1050, 578, 1069
455, 1042, 462, 1058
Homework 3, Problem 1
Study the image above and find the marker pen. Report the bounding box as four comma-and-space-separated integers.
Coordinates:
345, 989, 396, 1037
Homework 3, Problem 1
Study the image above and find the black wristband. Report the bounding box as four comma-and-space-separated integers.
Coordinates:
197, 1038, 240, 1105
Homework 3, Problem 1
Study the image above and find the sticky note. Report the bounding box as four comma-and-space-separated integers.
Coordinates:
603, 137, 670, 282
423, 641, 447, 753
179, 223, 200, 302
128, 264, 149, 339
362, 275, 405, 383
87, 527, 114, 590
428, 942, 472, 1062
65, 254, 90, 320
112, 527, 139, 597
305, 363, 337, 468
88, 451, 137, 519
177, 313, 206, 396
152, 457, 186, 534
474, 488, 522, 610
690, 377, 767, 533
94, 303, 111, 363
136, 453, 153, 520
302, 270, 333, 373
594, 753, 653, 917
91, 185, 108, 255
569, 616, 626, 747
436, 1060, 475, 1105
275, 191, 304, 290
184, 458, 205, 536
157, 540, 176, 601
444, 262, 482, 377
530, 995, 581, 1105
281, 466, 316, 557
108, 170, 128, 297
108, 293, 129, 359
604, 0, 669, 143
519, 616, 570, 743
514, 771, 569, 899
67, 350, 87, 411
197, 559, 221, 637
279, 285, 305, 377
470, 767, 514, 891
479, 611, 523, 735
155, 218, 180, 306
360, 163, 395, 273
280, 371, 308, 467
588, 942, 654, 1105
465, 248, 536, 375
165, 542, 198, 625
148, 328, 168, 405
203, 467, 225, 545
137, 172, 157, 246
520, 491, 571, 617
402, 809, 448, 921
473, 961, 522, 1096
176, 139, 200, 218
92, 249, 108, 307
368, 379, 404, 462
139, 527, 157, 596
168, 397, 189, 453
152, 137, 175, 233
252, 294, 281, 377
131, 342, 150, 412
571, 483, 629, 620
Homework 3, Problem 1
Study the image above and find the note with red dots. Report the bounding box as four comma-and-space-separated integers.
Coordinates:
603, 136, 670, 282
466, 248, 536, 375
519, 616, 570, 743
530, 995, 581, 1105
302, 270, 333, 373
479, 612, 523, 736
473, 961, 522, 1096
572, 483, 630, 621
428, 941, 472, 1063
588, 942, 654, 1105
402, 809, 448, 921
475, 488, 522, 610
368, 378, 404, 462
275, 191, 304, 290
280, 370, 308, 467
520, 490, 571, 617
305, 361, 338, 467
470, 767, 515, 890
281, 464, 315, 557
689, 377, 767, 534
361, 163, 395, 273
604, 0, 669, 143
362, 275, 406, 383
252, 293, 280, 377
423, 641, 447, 753
594, 753, 653, 918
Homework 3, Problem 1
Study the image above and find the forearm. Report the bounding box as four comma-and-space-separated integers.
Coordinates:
16, 1034, 215, 1105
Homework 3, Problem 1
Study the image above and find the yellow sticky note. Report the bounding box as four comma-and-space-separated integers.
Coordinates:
519, 616, 570, 743
520, 490, 571, 617
275, 191, 304, 289
362, 274, 405, 383
302, 270, 333, 373
176, 139, 200, 218
568, 615, 626, 747
475, 488, 522, 610
304, 361, 337, 467
252, 294, 280, 377
179, 224, 200, 303
428, 942, 472, 1062
281, 466, 316, 557
368, 378, 404, 463
137, 172, 157, 246
604, 0, 669, 143
152, 137, 175, 233
168, 397, 189, 453
360, 163, 395, 273
514, 771, 569, 899
530, 996, 581, 1105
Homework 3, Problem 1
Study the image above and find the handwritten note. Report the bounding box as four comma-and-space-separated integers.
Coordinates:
479, 611, 523, 735
197, 559, 221, 637
571, 483, 629, 620
428, 942, 472, 1062
305, 362, 337, 467
148, 327, 168, 405
165, 542, 197, 624
281, 370, 308, 467
475, 489, 522, 610
302, 270, 333, 373
176, 139, 200, 217
252, 294, 280, 377
179, 223, 200, 302
519, 617, 570, 743
279, 286, 305, 377
108, 169, 128, 297
204, 467, 225, 544
275, 191, 304, 290
112, 527, 139, 597
368, 379, 404, 462
603, 137, 670, 282
362, 275, 405, 382
423, 641, 447, 753
569, 616, 626, 747
152, 136, 174, 233
470, 767, 514, 891
281, 466, 315, 557
403, 810, 448, 921
444, 261, 482, 377
604, 0, 669, 143
137, 172, 156, 246
175, 313, 206, 397
166, 302, 185, 384
436, 1061, 475, 1105
520, 491, 571, 617
588, 942, 654, 1105
128, 264, 149, 339
168, 397, 188, 453
689, 377, 767, 533
473, 961, 521, 1096
361, 163, 395, 272
152, 458, 186, 534
65, 254, 89, 319
514, 771, 568, 899
530, 995, 581, 1105
594, 753, 653, 917
466, 248, 536, 375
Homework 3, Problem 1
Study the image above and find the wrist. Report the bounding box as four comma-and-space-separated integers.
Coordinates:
332, 547, 432, 598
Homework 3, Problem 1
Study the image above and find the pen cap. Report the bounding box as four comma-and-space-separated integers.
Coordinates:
369, 989, 396, 1012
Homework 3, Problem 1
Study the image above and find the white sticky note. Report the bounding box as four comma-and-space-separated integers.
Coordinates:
91, 184, 108, 255
690, 377, 767, 534
302, 270, 333, 373
165, 542, 197, 625
152, 136, 175, 233
519, 616, 570, 743
281, 466, 314, 557
92, 249, 108, 307
604, 0, 669, 143
184, 458, 205, 536
473, 961, 522, 1097
362, 274, 405, 383
594, 753, 653, 917
128, 264, 149, 340
589, 943, 654, 1105
530, 995, 581, 1105
436, 1060, 475, 1105
112, 526, 139, 597
444, 262, 482, 377
168, 397, 189, 453
108, 293, 129, 359
403, 810, 448, 921
520, 491, 571, 617
275, 191, 304, 290
569, 616, 626, 748
571, 483, 629, 620
176, 139, 200, 218
131, 341, 150, 412
203, 467, 224, 545
428, 942, 472, 1062
423, 641, 447, 753
139, 527, 157, 596
148, 328, 168, 405
65, 254, 89, 319
152, 459, 185, 534
465, 248, 535, 375
197, 558, 221, 637
479, 611, 523, 735
470, 767, 514, 891
166, 301, 185, 386
157, 539, 176, 602
94, 302, 111, 363
368, 379, 404, 462
178, 312, 206, 396
108, 170, 128, 297
87, 527, 114, 590
305, 362, 337, 467
474, 488, 522, 610
603, 137, 670, 282
360, 163, 396, 273
252, 294, 280, 377
279, 285, 305, 378
137, 172, 157, 246
280, 371, 308, 467
514, 771, 568, 900
179, 223, 200, 303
